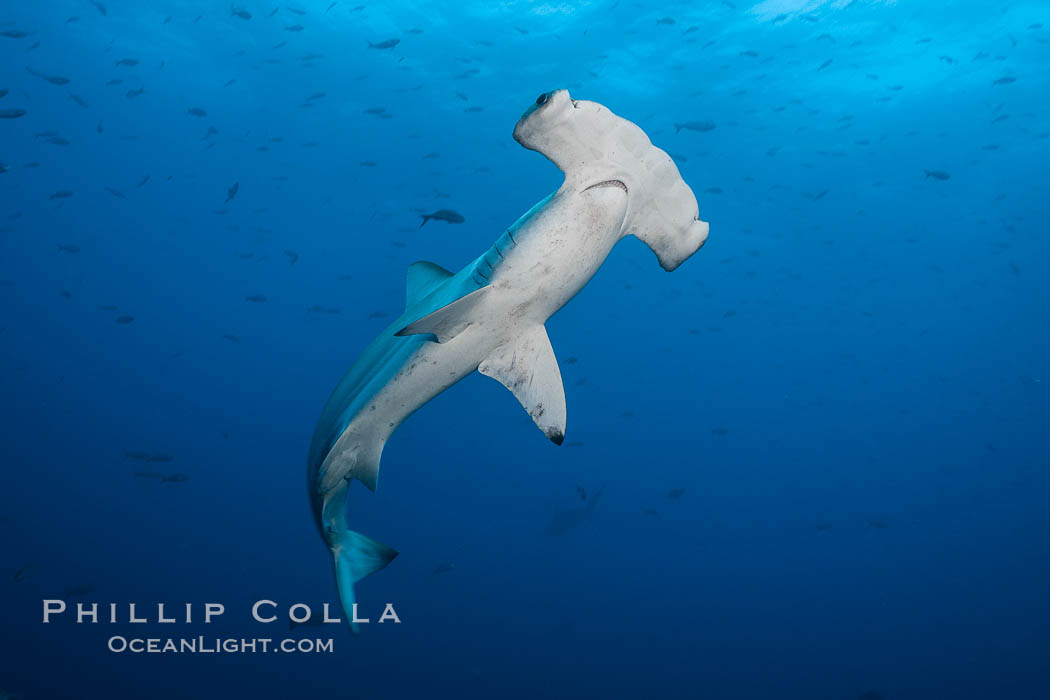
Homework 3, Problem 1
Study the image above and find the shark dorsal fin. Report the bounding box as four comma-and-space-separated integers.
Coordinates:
479, 325, 566, 445
405, 260, 454, 308
395, 286, 489, 343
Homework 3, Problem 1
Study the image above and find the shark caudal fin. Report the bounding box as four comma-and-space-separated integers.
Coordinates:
331, 529, 398, 634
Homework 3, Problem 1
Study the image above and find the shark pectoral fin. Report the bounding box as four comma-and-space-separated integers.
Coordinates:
479, 325, 567, 445
395, 286, 489, 343
333, 530, 399, 635
404, 260, 454, 308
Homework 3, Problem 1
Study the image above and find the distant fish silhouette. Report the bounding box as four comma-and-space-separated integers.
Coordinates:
546, 487, 604, 536
674, 120, 716, 133
419, 209, 464, 227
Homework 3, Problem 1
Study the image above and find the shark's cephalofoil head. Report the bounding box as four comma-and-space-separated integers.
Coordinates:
513, 89, 709, 271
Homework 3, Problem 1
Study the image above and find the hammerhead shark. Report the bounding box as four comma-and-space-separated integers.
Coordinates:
307, 89, 709, 632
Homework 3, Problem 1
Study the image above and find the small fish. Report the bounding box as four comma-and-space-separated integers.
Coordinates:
923, 169, 950, 180
667, 488, 685, 499
991, 76, 1016, 86
284, 250, 299, 265
104, 187, 126, 199
815, 521, 833, 532
222, 333, 241, 343
656, 17, 675, 25
187, 107, 207, 117
739, 50, 759, 57
56, 243, 80, 253
25, 67, 70, 85
867, 518, 888, 529
817, 58, 833, 71
231, 6, 252, 20
419, 209, 465, 227
126, 87, 144, 98
359, 160, 377, 167
363, 106, 386, 115
0, 89, 7, 99
0, 29, 33, 39
46, 136, 71, 146
674, 120, 716, 133
13, 565, 37, 582
245, 294, 266, 303
64, 583, 97, 598
368, 38, 400, 49
285, 24, 304, 32
115, 315, 134, 324
50, 191, 74, 199
224, 78, 237, 88
136, 175, 150, 187
90, 0, 107, 15
115, 58, 139, 66
225, 181, 239, 203
432, 563, 455, 576
70, 94, 88, 107
0, 108, 26, 119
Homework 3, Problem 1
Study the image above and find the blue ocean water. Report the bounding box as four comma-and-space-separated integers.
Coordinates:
2, 0, 1048, 698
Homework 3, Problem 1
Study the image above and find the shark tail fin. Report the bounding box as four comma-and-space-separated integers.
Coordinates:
332, 530, 398, 634
419, 214, 430, 228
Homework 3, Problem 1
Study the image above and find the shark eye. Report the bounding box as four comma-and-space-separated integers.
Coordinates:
535, 92, 549, 106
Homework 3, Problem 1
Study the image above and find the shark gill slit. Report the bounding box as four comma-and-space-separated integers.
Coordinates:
582, 179, 628, 193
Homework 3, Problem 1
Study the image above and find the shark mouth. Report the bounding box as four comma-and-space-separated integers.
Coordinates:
583, 179, 628, 193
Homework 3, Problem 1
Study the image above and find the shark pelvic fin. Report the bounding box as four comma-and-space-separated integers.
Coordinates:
332, 529, 399, 635
404, 260, 454, 308
395, 286, 489, 343
479, 324, 567, 445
